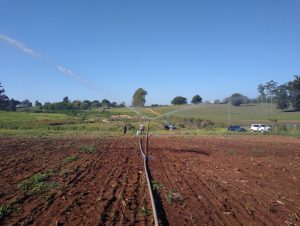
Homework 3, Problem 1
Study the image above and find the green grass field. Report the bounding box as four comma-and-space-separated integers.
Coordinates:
1, 103, 300, 137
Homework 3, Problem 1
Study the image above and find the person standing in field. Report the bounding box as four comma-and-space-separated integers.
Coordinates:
123, 124, 127, 134
140, 123, 145, 135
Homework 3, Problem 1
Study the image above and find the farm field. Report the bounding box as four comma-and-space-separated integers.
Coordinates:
1, 103, 300, 138
1, 135, 299, 225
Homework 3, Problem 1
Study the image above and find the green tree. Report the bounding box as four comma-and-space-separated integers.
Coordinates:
101, 99, 111, 108
118, 102, 126, 108
257, 83, 266, 103
0, 82, 9, 110
191, 95, 202, 104
275, 85, 289, 111
35, 100, 42, 108
62, 97, 70, 109
230, 93, 245, 106
265, 80, 278, 104
63, 96, 69, 103
288, 75, 300, 111
71, 100, 82, 110
91, 100, 101, 108
171, 96, 187, 105
83, 100, 91, 109
132, 88, 148, 107
20, 99, 32, 108
8, 99, 18, 111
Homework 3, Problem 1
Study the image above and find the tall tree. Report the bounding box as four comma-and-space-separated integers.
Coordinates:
265, 80, 278, 103
257, 84, 266, 103
63, 96, 69, 103
288, 75, 300, 111
101, 99, 111, 108
171, 96, 187, 105
275, 85, 289, 111
35, 100, 42, 107
132, 88, 148, 107
91, 100, 101, 108
230, 93, 245, 106
20, 99, 32, 108
8, 99, 18, 111
191, 95, 202, 104
0, 82, 9, 110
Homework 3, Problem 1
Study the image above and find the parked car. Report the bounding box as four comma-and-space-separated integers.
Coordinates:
163, 121, 176, 130
250, 124, 271, 132
228, 125, 246, 132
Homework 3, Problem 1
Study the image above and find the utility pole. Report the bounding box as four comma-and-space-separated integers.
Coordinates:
228, 98, 231, 125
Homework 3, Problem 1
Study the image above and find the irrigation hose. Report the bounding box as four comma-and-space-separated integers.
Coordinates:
139, 139, 159, 226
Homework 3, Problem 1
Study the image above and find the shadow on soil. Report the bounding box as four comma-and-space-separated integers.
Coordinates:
147, 164, 169, 226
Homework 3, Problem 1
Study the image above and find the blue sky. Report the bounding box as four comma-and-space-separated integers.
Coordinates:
0, 0, 299, 105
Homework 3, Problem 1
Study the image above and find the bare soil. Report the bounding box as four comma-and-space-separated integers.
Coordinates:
0, 135, 299, 226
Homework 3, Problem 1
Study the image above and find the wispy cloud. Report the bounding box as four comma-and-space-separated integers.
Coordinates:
0, 34, 42, 58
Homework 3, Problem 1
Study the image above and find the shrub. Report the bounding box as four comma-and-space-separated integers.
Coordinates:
79, 145, 97, 154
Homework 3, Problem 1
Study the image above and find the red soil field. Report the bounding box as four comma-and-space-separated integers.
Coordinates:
0, 135, 299, 226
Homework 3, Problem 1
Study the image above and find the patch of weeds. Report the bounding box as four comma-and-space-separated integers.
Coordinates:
79, 145, 97, 154
18, 172, 58, 195
63, 156, 79, 163
152, 181, 164, 193
166, 190, 183, 204
34, 181, 59, 195
140, 206, 151, 216
0, 204, 12, 220
166, 190, 175, 203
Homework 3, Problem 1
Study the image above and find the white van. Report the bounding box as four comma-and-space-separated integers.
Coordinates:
250, 124, 271, 132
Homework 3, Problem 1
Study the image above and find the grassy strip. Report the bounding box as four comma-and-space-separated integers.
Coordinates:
18, 172, 58, 195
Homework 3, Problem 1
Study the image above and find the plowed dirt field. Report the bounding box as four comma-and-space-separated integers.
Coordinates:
0, 135, 299, 226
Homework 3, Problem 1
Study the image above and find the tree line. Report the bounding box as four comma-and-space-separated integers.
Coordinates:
1, 75, 300, 112
0, 83, 125, 112
165, 75, 300, 111
256, 76, 300, 111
